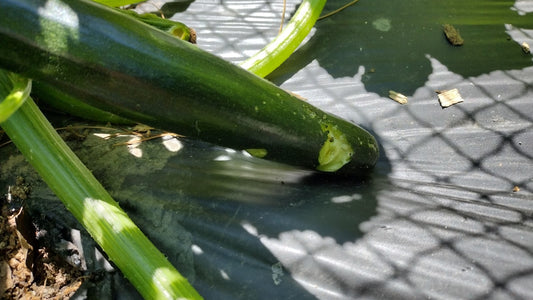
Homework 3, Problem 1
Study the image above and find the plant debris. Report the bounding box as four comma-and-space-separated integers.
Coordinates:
521, 42, 530, 54
436, 88, 464, 108
8, 176, 31, 201
388, 90, 408, 104
318, 0, 360, 21
443, 24, 464, 46
1, 197, 83, 299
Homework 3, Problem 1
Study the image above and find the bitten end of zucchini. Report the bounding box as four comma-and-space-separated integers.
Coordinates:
316, 123, 354, 172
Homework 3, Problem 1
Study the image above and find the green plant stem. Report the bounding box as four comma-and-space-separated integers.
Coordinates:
0, 70, 202, 300
92, 0, 141, 7
118, 9, 197, 43
0, 72, 30, 123
239, 0, 327, 78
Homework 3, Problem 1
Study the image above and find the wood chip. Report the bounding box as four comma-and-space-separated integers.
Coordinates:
436, 88, 463, 108
388, 90, 408, 104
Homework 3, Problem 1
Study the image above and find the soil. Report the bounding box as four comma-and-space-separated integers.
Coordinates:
0, 198, 83, 299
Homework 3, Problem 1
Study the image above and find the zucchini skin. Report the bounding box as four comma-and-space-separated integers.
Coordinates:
0, 0, 378, 175
33, 81, 134, 124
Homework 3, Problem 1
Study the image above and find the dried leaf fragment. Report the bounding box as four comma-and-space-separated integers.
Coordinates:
436, 88, 463, 108
388, 90, 408, 104
0, 260, 14, 295
443, 24, 464, 46
132, 124, 154, 135
521, 42, 530, 54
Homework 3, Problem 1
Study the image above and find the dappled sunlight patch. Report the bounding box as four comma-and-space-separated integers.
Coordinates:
161, 134, 183, 152
126, 136, 143, 158
83, 197, 133, 234
330, 193, 362, 204
504, 24, 533, 59
92, 132, 112, 139
213, 148, 238, 161
219, 269, 230, 281
151, 267, 191, 299
213, 154, 232, 161
191, 244, 204, 255
38, 0, 79, 52
511, 0, 533, 16
88, 127, 185, 159
240, 220, 259, 237
255, 229, 393, 299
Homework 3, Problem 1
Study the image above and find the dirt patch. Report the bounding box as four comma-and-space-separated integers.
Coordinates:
1, 195, 83, 299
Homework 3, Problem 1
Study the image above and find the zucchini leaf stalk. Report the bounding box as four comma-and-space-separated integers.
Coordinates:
0, 70, 202, 300
0, 72, 30, 123
118, 9, 196, 43
240, 0, 327, 77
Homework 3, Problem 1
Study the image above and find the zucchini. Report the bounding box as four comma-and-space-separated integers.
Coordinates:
34, 8, 196, 124
0, 0, 378, 175
33, 81, 134, 124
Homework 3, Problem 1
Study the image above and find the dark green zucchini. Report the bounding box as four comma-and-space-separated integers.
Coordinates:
32, 81, 135, 124
0, 0, 378, 175
33, 8, 196, 124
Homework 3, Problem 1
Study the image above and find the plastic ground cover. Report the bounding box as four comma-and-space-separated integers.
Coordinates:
0, 0, 532, 299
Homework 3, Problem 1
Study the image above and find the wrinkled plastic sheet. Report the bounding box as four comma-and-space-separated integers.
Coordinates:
1, 0, 532, 299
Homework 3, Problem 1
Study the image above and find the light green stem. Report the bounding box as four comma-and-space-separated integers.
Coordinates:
0, 72, 31, 123
0, 70, 202, 300
118, 9, 196, 43
240, 0, 327, 78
